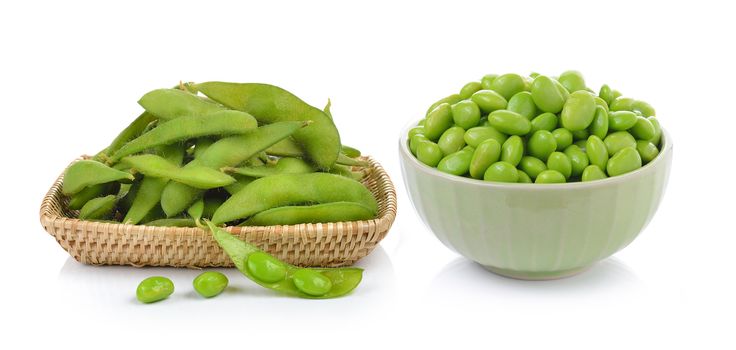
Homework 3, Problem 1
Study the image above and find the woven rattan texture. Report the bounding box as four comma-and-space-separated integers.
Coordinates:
40, 156, 396, 268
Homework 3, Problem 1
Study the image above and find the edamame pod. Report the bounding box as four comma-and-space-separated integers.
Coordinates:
266, 137, 303, 157
194, 82, 342, 170
161, 121, 307, 216
138, 88, 225, 120
243, 202, 375, 226
209, 222, 363, 299
212, 173, 377, 224
68, 182, 120, 210
144, 218, 197, 227
79, 195, 117, 220
63, 160, 135, 195
94, 112, 157, 161
223, 157, 315, 178
110, 111, 258, 162
122, 154, 236, 189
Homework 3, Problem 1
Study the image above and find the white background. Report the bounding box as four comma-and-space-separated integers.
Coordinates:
1, 0, 735, 349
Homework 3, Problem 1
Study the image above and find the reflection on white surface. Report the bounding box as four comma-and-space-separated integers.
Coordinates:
55, 245, 396, 321
427, 256, 646, 304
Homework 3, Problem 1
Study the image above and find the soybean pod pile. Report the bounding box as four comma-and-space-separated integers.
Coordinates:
63, 82, 378, 226
410, 71, 663, 183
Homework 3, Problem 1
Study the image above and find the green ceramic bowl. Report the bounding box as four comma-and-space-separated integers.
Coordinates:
399, 120, 672, 280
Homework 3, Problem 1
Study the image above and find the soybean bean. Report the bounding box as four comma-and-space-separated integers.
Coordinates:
629, 116, 656, 140
586, 135, 609, 170
561, 91, 596, 131
136, 276, 174, 303
480, 74, 498, 90
469, 139, 501, 179
589, 106, 609, 139
507, 91, 537, 120
558, 70, 586, 92
484, 161, 519, 183
488, 110, 531, 135
459, 81, 482, 99
489, 73, 527, 100
636, 140, 660, 163
193, 271, 228, 298
530, 112, 558, 133
535, 170, 566, 184
451, 100, 481, 129
632, 100, 656, 117
531, 75, 568, 113
552, 128, 573, 151
424, 103, 454, 141
471, 90, 508, 114
606, 147, 642, 176
519, 156, 547, 179
517, 170, 532, 183
426, 94, 463, 116
563, 145, 589, 178
604, 131, 637, 156
437, 147, 474, 176
608, 111, 638, 131
417, 141, 443, 167
464, 126, 508, 147
438, 126, 467, 155
547, 152, 572, 179
582, 165, 608, 182
501, 136, 524, 166
528, 130, 557, 161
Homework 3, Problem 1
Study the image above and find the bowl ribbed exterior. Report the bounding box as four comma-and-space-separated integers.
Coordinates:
40, 156, 396, 268
400, 126, 672, 280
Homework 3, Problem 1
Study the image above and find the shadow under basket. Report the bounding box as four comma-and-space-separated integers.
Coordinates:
40, 156, 397, 268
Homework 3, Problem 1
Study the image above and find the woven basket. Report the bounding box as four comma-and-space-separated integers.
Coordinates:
40, 156, 396, 268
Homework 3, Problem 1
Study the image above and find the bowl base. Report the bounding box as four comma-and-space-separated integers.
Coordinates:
481, 264, 591, 281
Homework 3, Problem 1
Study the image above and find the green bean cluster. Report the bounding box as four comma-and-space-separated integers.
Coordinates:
63, 82, 378, 226
410, 71, 663, 183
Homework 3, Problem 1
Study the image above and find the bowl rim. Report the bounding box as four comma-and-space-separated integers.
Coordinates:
399, 118, 672, 190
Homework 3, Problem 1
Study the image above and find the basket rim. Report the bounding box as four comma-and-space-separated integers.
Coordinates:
40, 155, 397, 237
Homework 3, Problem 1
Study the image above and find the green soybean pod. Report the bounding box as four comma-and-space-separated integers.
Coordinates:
589, 105, 609, 139
437, 147, 474, 176
586, 135, 609, 170
426, 94, 463, 116
531, 75, 568, 113
530, 112, 558, 133
563, 145, 590, 178
212, 173, 377, 224
519, 156, 547, 179
636, 140, 660, 163
451, 100, 481, 129
94, 112, 158, 161
464, 126, 508, 147
79, 195, 117, 220
608, 111, 638, 131
632, 100, 656, 117
68, 182, 120, 210
265, 137, 303, 157
607, 147, 642, 176
610, 97, 636, 111
424, 103, 454, 141
558, 70, 586, 92
535, 170, 566, 184
599, 84, 614, 105
410, 134, 429, 155
459, 81, 482, 99
438, 126, 467, 156
341, 145, 362, 158
138, 88, 226, 121
546, 152, 572, 179
582, 165, 608, 182
292, 269, 333, 297
507, 91, 537, 120
648, 117, 663, 146
483, 161, 519, 183
223, 157, 316, 178
243, 202, 375, 226
551, 128, 573, 151
517, 170, 532, 183
629, 116, 656, 140
195, 82, 342, 170
604, 131, 637, 156
469, 139, 501, 179
110, 111, 259, 162
121, 154, 236, 189
471, 90, 508, 114
63, 160, 135, 195
417, 141, 443, 167
527, 130, 557, 161
480, 74, 498, 90
145, 218, 197, 227
136, 276, 175, 303
501, 136, 524, 166
561, 90, 596, 131
193, 271, 228, 298
489, 73, 527, 100
487, 110, 531, 135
